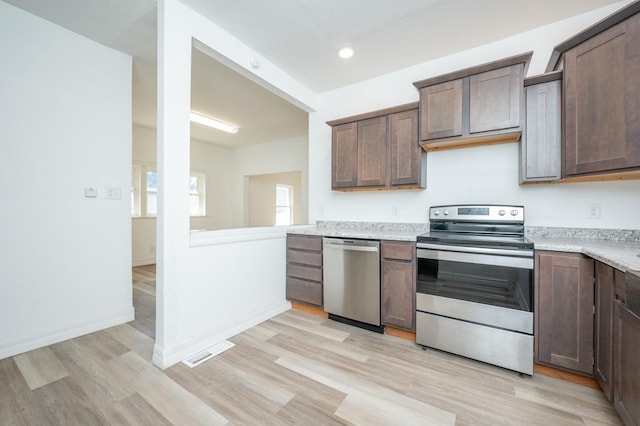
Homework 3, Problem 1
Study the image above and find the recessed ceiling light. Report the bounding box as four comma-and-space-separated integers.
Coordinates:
338, 47, 354, 59
190, 112, 238, 134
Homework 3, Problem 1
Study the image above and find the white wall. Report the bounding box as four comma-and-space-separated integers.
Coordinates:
0, 2, 134, 359
131, 124, 306, 265
154, 0, 316, 368
248, 172, 302, 227
190, 138, 234, 231
231, 136, 309, 229
309, 1, 640, 230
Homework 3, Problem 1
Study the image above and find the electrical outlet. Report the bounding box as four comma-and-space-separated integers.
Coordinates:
587, 203, 601, 219
392, 205, 398, 216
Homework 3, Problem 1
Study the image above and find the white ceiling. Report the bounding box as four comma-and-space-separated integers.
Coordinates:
4, 0, 625, 146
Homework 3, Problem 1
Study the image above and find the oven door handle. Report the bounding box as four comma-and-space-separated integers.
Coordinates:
417, 243, 533, 258
417, 248, 533, 270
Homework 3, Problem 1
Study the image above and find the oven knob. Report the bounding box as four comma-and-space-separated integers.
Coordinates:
510, 209, 519, 216
434, 210, 441, 216
498, 209, 506, 216
443, 210, 449, 216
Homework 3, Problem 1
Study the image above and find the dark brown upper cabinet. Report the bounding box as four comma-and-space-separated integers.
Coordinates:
547, 1, 640, 182
357, 116, 388, 187
327, 103, 425, 191
331, 122, 358, 188
413, 52, 531, 152
520, 72, 562, 184
419, 80, 463, 141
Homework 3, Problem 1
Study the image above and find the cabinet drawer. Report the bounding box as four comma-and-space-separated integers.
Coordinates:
287, 249, 322, 267
286, 277, 322, 306
287, 235, 322, 251
382, 241, 415, 261
287, 263, 322, 282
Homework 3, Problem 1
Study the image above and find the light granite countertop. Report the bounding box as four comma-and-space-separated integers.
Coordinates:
288, 222, 640, 272
529, 236, 640, 272
287, 224, 425, 242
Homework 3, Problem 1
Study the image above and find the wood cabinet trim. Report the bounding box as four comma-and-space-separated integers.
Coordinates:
546, 1, 640, 72
524, 70, 563, 87
326, 102, 419, 127
413, 51, 532, 89
420, 131, 521, 152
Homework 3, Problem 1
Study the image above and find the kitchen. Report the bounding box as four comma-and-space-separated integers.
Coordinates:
2, 0, 640, 424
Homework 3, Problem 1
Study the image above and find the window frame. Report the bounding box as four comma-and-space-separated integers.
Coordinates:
275, 183, 294, 226
131, 164, 206, 219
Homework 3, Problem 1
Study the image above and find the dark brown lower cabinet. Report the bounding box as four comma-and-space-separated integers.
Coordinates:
535, 251, 594, 375
614, 300, 640, 425
286, 235, 323, 306
595, 262, 617, 401
381, 241, 416, 331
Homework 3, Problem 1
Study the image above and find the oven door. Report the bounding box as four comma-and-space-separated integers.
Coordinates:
416, 244, 533, 313
416, 243, 534, 375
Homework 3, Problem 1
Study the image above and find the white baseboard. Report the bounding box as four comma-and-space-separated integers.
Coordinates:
152, 300, 291, 369
133, 257, 156, 267
0, 308, 135, 361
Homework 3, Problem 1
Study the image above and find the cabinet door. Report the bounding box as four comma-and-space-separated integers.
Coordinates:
563, 13, 640, 176
357, 116, 388, 187
614, 302, 640, 425
469, 64, 523, 133
520, 80, 561, 183
419, 80, 463, 141
331, 122, 358, 189
594, 262, 616, 401
381, 259, 416, 331
535, 251, 594, 374
389, 109, 420, 186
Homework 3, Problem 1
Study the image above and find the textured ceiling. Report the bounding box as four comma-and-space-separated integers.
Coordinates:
3, 0, 628, 146
180, 0, 625, 92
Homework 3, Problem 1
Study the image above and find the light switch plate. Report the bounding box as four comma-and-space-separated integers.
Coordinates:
105, 186, 121, 200
84, 187, 97, 198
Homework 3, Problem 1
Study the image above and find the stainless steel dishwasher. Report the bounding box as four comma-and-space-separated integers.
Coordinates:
322, 238, 382, 332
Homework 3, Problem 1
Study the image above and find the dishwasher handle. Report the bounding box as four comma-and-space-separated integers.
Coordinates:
323, 238, 380, 253
324, 244, 379, 253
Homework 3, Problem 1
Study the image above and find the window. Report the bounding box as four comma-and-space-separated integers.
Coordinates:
189, 172, 206, 216
131, 165, 205, 218
146, 169, 158, 216
275, 184, 293, 226
131, 165, 141, 217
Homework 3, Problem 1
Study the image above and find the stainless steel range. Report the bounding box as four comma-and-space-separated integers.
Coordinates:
416, 204, 534, 375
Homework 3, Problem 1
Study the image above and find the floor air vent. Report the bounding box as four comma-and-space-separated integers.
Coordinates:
182, 340, 235, 368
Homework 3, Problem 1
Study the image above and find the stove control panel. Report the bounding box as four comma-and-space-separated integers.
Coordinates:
429, 205, 524, 222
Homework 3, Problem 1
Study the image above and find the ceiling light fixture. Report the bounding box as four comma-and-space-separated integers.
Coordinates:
338, 47, 354, 59
190, 112, 238, 134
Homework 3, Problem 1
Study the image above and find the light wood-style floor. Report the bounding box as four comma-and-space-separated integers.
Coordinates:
0, 266, 623, 425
